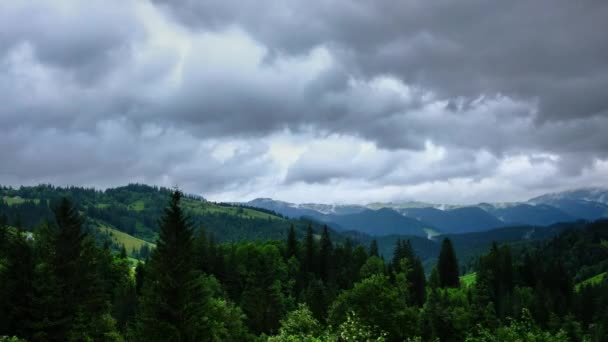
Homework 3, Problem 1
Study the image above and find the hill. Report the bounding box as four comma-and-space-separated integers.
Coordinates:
0, 184, 337, 258
313, 208, 432, 237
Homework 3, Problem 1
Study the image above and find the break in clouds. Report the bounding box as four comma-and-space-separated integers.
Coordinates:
0, 0, 607, 204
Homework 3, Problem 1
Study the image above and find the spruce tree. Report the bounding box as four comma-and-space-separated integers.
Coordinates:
286, 224, 298, 260
369, 240, 379, 257
318, 225, 333, 282
391, 239, 426, 306
410, 256, 426, 307
0, 226, 34, 338
136, 190, 206, 341
304, 224, 315, 274
437, 238, 459, 288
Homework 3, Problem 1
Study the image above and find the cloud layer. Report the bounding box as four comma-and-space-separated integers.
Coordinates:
1, 0, 607, 204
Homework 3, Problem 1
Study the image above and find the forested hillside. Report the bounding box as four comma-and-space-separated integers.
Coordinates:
0, 184, 334, 258
1, 188, 607, 341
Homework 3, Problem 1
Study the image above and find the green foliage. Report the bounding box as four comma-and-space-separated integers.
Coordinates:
438, 238, 460, 288
329, 274, 419, 341
235, 242, 289, 334
359, 256, 385, 279
267, 304, 323, 342
460, 272, 477, 287
575, 271, 606, 291
465, 309, 569, 342
2, 185, 608, 341
136, 191, 214, 341
335, 311, 387, 342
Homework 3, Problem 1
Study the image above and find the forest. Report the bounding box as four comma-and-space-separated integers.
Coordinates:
1, 189, 608, 341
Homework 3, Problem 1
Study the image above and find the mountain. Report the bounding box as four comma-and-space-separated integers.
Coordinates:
349, 220, 594, 273
246, 198, 326, 219
528, 198, 608, 221
244, 187, 608, 235
479, 202, 574, 226
246, 198, 365, 219
313, 208, 432, 237
528, 187, 608, 205
399, 206, 504, 233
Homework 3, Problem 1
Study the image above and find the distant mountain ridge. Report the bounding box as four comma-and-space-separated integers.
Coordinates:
245, 187, 608, 235
311, 208, 431, 237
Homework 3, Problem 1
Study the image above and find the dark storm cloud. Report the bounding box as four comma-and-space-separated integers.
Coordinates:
0, 122, 275, 194
0, 2, 142, 84
0, 0, 606, 201
155, 0, 608, 122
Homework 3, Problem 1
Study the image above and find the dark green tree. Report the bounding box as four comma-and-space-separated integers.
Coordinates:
285, 224, 298, 260
369, 239, 379, 257
318, 225, 333, 282
303, 224, 315, 274
438, 238, 459, 288
136, 190, 205, 341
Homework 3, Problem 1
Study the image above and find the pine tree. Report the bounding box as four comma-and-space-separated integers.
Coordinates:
21, 199, 119, 341
304, 224, 315, 274
286, 224, 298, 260
369, 239, 379, 257
410, 256, 426, 307
53, 199, 92, 340
0, 226, 34, 338
391, 239, 426, 306
437, 238, 459, 288
318, 226, 333, 282
136, 190, 206, 341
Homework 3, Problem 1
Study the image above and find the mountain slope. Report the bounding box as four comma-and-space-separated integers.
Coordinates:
314, 208, 431, 236
480, 203, 574, 226
246, 198, 366, 218
400, 206, 504, 233
0, 184, 335, 255
529, 187, 608, 205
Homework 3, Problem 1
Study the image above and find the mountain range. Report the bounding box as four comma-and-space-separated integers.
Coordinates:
244, 188, 608, 236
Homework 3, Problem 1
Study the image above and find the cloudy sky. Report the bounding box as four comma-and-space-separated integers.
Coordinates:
1, 0, 607, 204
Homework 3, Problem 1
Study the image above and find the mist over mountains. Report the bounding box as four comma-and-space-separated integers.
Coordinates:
245, 188, 608, 236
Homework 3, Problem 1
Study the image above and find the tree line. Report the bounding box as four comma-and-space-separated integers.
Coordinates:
1, 190, 607, 341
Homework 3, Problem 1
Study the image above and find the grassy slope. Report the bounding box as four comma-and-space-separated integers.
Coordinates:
181, 198, 283, 221
99, 225, 155, 252
460, 272, 477, 287
576, 272, 606, 291
3, 196, 40, 205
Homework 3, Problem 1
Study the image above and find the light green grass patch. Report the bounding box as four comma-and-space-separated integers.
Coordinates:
460, 272, 477, 287
3, 196, 40, 205
99, 226, 155, 253
576, 272, 606, 291
181, 199, 284, 221
128, 200, 145, 211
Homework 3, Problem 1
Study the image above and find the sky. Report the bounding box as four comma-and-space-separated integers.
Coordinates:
1, 0, 607, 205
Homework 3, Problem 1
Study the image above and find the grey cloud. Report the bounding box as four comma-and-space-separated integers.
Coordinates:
0, 1, 143, 84
156, 0, 608, 122
0, 0, 607, 201
0, 121, 275, 194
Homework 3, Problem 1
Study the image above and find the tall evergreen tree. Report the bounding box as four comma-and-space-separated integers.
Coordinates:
437, 238, 459, 288
25, 198, 120, 341
410, 256, 426, 307
304, 224, 315, 274
369, 239, 379, 258
286, 224, 298, 260
391, 239, 426, 306
0, 226, 34, 338
318, 225, 333, 282
136, 190, 205, 341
